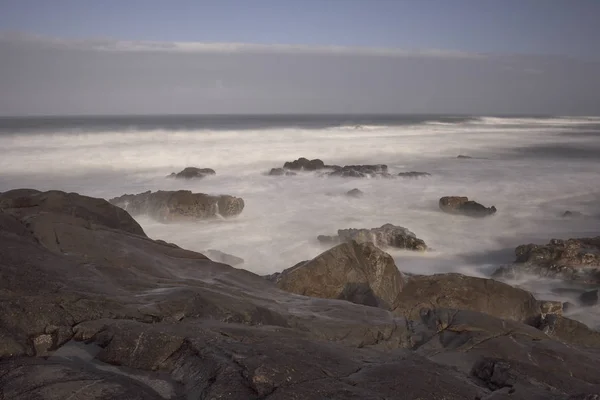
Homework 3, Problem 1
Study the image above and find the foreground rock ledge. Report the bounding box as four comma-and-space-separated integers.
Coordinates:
2, 189, 600, 399
109, 190, 244, 222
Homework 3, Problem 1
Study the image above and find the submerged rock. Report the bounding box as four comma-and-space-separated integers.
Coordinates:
563, 210, 585, 218
579, 289, 599, 307
439, 196, 497, 217
317, 223, 427, 251
168, 166, 216, 179
276, 241, 405, 310
457, 155, 473, 159
492, 237, 600, 284
109, 190, 244, 222
204, 249, 244, 266
397, 171, 431, 178
325, 164, 390, 178
346, 188, 364, 198
268, 168, 297, 176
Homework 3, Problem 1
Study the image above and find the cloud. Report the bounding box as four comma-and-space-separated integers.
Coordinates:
0, 32, 483, 59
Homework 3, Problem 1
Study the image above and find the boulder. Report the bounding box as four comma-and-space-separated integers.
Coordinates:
283, 157, 325, 171
439, 196, 497, 217
168, 167, 216, 179
109, 190, 244, 222
563, 210, 585, 218
276, 241, 405, 310
268, 168, 296, 176
317, 223, 427, 251
492, 237, 600, 284
579, 289, 599, 307
326, 164, 391, 178
457, 155, 473, 159
397, 171, 431, 178
204, 249, 244, 266
346, 188, 364, 198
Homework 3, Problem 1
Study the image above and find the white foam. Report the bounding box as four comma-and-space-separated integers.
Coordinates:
1, 116, 599, 327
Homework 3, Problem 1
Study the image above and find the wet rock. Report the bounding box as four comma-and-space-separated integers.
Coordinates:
32, 334, 54, 357
397, 171, 431, 178
326, 164, 390, 178
276, 241, 405, 310
563, 210, 585, 218
457, 155, 473, 159
283, 157, 325, 171
109, 190, 244, 222
205, 249, 244, 266
268, 168, 297, 176
346, 188, 364, 198
168, 166, 216, 179
439, 196, 497, 217
492, 237, 600, 284
317, 223, 427, 251
579, 289, 599, 307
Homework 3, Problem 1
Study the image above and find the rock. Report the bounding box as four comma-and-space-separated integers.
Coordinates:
4, 188, 600, 399
397, 171, 431, 178
326, 164, 390, 178
346, 188, 364, 198
204, 249, 244, 266
317, 223, 427, 251
439, 196, 497, 217
283, 157, 325, 171
579, 289, 599, 307
109, 190, 244, 222
276, 241, 405, 310
168, 167, 216, 179
493, 237, 600, 284
563, 210, 585, 218
268, 168, 296, 176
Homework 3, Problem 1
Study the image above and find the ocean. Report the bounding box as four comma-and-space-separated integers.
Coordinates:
1, 114, 599, 327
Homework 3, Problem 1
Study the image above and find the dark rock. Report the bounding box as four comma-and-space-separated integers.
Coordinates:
493, 237, 600, 284
563, 210, 585, 218
109, 190, 244, 222
457, 155, 473, 159
168, 166, 216, 179
326, 164, 390, 179
439, 196, 497, 217
346, 188, 364, 198
317, 223, 427, 251
579, 289, 599, 307
276, 241, 405, 310
268, 168, 297, 176
205, 249, 245, 266
283, 157, 325, 171
397, 171, 431, 178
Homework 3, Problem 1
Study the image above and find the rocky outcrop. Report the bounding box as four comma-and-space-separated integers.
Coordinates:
439, 196, 497, 217
397, 171, 431, 178
283, 157, 325, 171
346, 188, 364, 197
3, 189, 600, 399
168, 167, 216, 179
563, 210, 585, 218
275, 241, 405, 310
317, 223, 427, 251
268, 168, 297, 176
204, 249, 245, 266
326, 164, 391, 178
109, 190, 244, 222
493, 237, 600, 284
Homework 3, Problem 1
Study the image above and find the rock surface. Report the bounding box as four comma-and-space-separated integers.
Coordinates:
109, 190, 244, 222
275, 241, 405, 310
283, 157, 325, 171
397, 171, 431, 178
168, 166, 216, 179
439, 196, 497, 217
317, 223, 427, 251
2, 189, 600, 399
493, 237, 600, 284
268, 167, 297, 176
205, 249, 245, 266
346, 188, 364, 197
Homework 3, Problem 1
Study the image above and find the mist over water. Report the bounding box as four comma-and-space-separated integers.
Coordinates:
1, 115, 599, 327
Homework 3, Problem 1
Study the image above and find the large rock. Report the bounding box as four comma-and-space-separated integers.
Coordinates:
325, 164, 391, 178
268, 168, 296, 176
168, 166, 216, 179
493, 237, 600, 284
439, 196, 497, 217
275, 241, 405, 310
283, 157, 325, 171
109, 190, 244, 222
397, 171, 431, 178
3, 188, 600, 399
317, 223, 427, 251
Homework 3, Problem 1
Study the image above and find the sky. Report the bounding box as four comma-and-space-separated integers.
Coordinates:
1, 0, 599, 116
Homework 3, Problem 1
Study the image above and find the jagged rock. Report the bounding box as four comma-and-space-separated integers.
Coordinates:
204, 249, 244, 266
317, 223, 427, 251
109, 190, 244, 222
397, 171, 431, 178
276, 241, 405, 310
439, 196, 497, 217
346, 188, 364, 198
579, 289, 599, 307
168, 166, 216, 179
457, 155, 473, 159
268, 168, 297, 176
563, 210, 585, 218
326, 164, 391, 178
283, 157, 325, 171
492, 237, 600, 284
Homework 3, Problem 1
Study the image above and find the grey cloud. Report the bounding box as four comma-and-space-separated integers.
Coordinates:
0, 34, 599, 116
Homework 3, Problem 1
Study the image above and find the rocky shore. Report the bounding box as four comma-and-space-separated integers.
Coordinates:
1, 188, 600, 399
